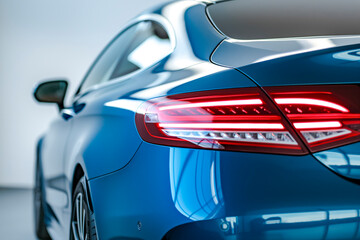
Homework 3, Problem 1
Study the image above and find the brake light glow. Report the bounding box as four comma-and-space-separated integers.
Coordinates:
158, 98, 263, 111
267, 85, 360, 152
293, 121, 342, 129
275, 98, 349, 113
158, 123, 285, 130
136, 85, 360, 154
136, 88, 307, 155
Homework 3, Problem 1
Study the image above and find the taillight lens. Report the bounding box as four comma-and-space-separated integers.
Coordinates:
135, 88, 307, 155
136, 85, 360, 154
266, 85, 360, 152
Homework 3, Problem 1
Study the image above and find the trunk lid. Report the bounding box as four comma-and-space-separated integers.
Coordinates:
211, 37, 360, 86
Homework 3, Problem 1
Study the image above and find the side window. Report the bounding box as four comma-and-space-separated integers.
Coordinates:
78, 21, 172, 94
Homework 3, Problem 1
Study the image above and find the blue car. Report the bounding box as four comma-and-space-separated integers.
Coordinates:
33, 0, 360, 239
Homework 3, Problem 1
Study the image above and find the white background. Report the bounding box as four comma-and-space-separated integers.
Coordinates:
0, 0, 166, 188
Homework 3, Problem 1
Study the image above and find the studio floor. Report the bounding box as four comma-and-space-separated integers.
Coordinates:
0, 188, 37, 240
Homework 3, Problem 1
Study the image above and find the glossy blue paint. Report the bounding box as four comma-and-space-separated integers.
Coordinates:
314, 142, 360, 180
34, 1, 360, 239
166, 209, 360, 240
89, 142, 360, 240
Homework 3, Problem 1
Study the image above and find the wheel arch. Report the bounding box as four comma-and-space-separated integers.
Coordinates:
71, 164, 94, 212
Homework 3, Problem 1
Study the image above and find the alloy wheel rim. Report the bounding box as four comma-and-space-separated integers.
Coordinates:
72, 193, 88, 240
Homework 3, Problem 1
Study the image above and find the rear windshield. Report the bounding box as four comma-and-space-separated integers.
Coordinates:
207, 0, 360, 40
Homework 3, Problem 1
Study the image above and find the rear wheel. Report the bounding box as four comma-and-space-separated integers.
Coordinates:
70, 177, 97, 240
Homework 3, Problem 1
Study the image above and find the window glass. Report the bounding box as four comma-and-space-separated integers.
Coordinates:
79, 21, 171, 94
207, 0, 360, 40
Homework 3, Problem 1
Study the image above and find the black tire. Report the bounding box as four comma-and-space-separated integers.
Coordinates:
70, 177, 97, 240
34, 159, 51, 240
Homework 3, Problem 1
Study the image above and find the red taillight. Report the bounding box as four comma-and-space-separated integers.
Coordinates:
266, 85, 360, 152
136, 85, 360, 154
135, 88, 307, 155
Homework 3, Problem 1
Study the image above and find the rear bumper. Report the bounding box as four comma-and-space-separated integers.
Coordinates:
88, 142, 360, 240
164, 211, 360, 240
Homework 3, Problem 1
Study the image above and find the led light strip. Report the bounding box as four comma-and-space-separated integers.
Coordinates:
294, 121, 342, 129
301, 129, 351, 143
275, 98, 349, 113
162, 129, 298, 145
159, 99, 263, 111
159, 123, 285, 129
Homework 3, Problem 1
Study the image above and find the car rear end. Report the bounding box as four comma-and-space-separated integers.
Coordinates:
89, 1, 360, 239
89, 56, 360, 240
133, 71, 360, 240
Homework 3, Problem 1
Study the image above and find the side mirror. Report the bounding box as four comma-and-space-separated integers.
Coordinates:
34, 80, 68, 110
